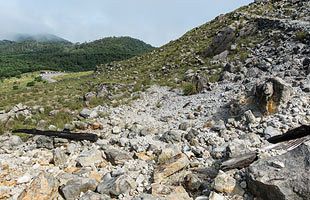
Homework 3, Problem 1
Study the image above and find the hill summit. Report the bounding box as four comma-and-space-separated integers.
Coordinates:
12, 33, 71, 43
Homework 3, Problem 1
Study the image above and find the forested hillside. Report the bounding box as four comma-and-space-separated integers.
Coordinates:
0, 36, 154, 78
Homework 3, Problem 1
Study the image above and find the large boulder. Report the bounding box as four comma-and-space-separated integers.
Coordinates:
18, 172, 59, 200
254, 77, 293, 113
203, 27, 235, 57
247, 141, 310, 200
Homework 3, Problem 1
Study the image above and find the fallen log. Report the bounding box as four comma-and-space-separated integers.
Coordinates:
267, 125, 310, 144
12, 129, 98, 142
221, 125, 310, 171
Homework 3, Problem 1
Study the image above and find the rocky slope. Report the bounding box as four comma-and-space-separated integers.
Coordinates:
0, 0, 310, 200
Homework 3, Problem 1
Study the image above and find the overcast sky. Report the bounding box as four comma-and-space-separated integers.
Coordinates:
0, 0, 253, 47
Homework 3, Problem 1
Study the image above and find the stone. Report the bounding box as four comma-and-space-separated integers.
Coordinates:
60, 177, 97, 200
264, 126, 281, 139
254, 77, 293, 113
84, 92, 96, 102
80, 108, 98, 118
211, 120, 226, 131
91, 122, 103, 130
209, 192, 226, 200
9, 135, 23, 146
18, 172, 59, 200
244, 110, 256, 124
79, 191, 110, 200
179, 122, 191, 131
152, 184, 191, 200
112, 126, 122, 134
213, 170, 236, 193
36, 119, 47, 130
64, 123, 75, 131
161, 130, 182, 143
247, 142, 310, 200
48, 125, 57, 131
35, 135, 54, 149
97, 174, 137, 196
105, 148, 132, 165
52, 148, 68, 166
74, 121, 88, 130
76, 148, 104, 167
154, 153, 190, 183
17, 174, 32, 184
203, 26, 235, 57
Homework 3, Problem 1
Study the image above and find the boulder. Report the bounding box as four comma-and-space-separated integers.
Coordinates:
247, 141, 310, 200
254, 77, 293, 113
203, 27, 235, 57
80, 108, 98, 119
35, 135, 54, 149
60, 177, 97, 200
97, 174, 137, 196
76, 148, 104, 167
154, 153, 190, 183
213, 170, 236, 194
105, 148, 132, 165
18, 172, 59, 200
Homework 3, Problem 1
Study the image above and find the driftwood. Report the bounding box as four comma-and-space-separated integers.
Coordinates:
13, 129, 98, 142
267, 125, 310, 144
221, 125, 310, 171
221, 152, 258, 171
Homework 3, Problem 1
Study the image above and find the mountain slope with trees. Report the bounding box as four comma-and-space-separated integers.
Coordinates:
0, 36, 154, 78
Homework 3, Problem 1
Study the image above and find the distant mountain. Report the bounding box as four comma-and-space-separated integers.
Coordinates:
12, 33, 71, 43
0, 36, 154, 78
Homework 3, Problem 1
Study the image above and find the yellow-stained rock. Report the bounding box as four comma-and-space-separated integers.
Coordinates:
154, 153, 190, 183
18, 172, 59, 200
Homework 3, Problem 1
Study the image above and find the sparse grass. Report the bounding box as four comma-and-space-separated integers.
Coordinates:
182, 82, 197, 96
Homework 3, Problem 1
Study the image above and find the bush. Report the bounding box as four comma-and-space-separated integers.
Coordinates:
26, 81, 35, 87
182, 82, 197, 95
34, 76, 43, 82
295, 31, 309, 42
12, 85, 19, 90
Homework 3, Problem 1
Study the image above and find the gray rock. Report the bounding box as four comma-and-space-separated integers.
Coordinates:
60, 177, 97, 200
264, 126, 281, 139
203, 26, 235, 57
84, 92, 96, 102
211, 120, 226, 131
35, 135, 54, 149
247, 141, 310, 200
161, 130, 182, 143
112, 126, 122, 134
97, 174, 137, 196
209, 192, 226, 200
52, 148, 68, 166
105, 148, 132, 165
76, 148, 104, 167
36, 119, 47, 130
80, 108, 98, 118
79, 191, 110, 200
74, 121, 88, 130
179, 122, 191, 131
9, 135, 23, 146
244, 110, 256, 124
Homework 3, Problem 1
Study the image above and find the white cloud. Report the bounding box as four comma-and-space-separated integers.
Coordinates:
0, 0, 253, 46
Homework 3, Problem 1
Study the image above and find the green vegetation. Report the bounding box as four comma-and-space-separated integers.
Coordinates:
0, 36, 154, 78
182, 82, 197, 96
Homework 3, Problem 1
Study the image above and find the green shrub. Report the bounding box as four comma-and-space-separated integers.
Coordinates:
182, 82, 197, 95
13, 85, 19, 90
295, 31, 309, 42
34, 76, 43, 82
26, 81, 35, 87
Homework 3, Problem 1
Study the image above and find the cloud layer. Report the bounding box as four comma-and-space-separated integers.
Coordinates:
0, 0, 252, 46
